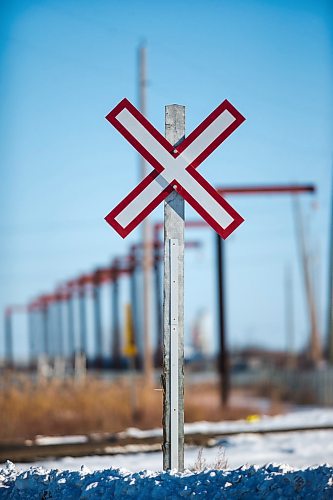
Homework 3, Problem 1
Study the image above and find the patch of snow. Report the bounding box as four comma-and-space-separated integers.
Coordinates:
13, 429, 333, 474
1, 461, 332, 498
183, 408, 333, 435
34, 435, 88, 445
118, 408, 333, 441
4, 408, 333, 496
118, 427, 162, 439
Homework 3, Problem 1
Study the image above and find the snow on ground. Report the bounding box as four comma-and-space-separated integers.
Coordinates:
13, 408, 333, 473
33, 435, 88, 446
1, 461, 332, 498
2, 408, 333, 497
121, 407, 333, 440
14, 429, 333, 473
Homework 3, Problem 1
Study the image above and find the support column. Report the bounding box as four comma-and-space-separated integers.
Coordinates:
327, 169, 333, 364
93, 270, 103, 368
162, 104, 185, 472
42, 303, 49, 358
293, 196, 322, 365
79, 283, 88, 357
216, 233, 229, 406
56, 296, 64, 359
67, 291, 75, 361
4, 309, 13, 369
28, 307, 34, 368
154, 241, 163, 367
111, 262, 121, 368
138, 43, 154, 386
129, 250, 141, 369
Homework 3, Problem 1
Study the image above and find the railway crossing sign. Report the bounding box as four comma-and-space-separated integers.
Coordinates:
105, 98, 245, 239
103, 98, 246, 473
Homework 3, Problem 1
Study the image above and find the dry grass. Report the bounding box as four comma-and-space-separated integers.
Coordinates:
191, 447, 228, 471
0, 375, 157, 442
185, 382, 262, 422
0, 374, 271, 443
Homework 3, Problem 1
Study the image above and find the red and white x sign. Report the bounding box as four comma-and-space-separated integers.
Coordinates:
105, 98, 245, 239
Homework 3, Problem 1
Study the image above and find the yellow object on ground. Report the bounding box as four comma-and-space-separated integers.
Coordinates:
246, 414, 261, 423
123, 303, 137, 357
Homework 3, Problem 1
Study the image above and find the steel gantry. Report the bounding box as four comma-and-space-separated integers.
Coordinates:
152, 183, 316, 405
4, 184, 317, 388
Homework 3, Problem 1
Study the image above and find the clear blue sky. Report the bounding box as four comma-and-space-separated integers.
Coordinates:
0, 0, 332, 361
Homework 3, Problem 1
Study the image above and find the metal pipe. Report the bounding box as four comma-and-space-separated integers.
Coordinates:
42, 303, 49, 358
56, 298, 64, 358
28, 308, 35, 368
292, 196, 322, 365
154, 241, 163, 367
327, 169, 333, 364
78, 285, 88, 357
217, 184, 315, 195
216, 233, 229, 406
129, 250, 141, 369
111, 262, 121, 368
138, 43, 154, 386
93, 270, 103, 368
67, 292, 75, 360
4, 309, 13, 368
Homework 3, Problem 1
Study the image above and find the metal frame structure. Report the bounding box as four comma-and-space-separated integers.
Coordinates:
153, 183, 316, 405
3, 238, 200, 372
3, 183, 317, 394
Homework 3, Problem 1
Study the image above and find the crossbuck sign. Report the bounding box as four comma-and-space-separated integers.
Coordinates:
105, 98, 245, 238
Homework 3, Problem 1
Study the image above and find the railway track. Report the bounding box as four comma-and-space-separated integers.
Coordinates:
2, 424, 333, 463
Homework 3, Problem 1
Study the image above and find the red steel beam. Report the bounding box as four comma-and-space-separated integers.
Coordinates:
153, 184, 316, 235
217, 184, 315, 195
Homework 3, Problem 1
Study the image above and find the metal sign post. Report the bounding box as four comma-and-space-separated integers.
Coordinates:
104, 98, 246, 472
162, 105, 185, 471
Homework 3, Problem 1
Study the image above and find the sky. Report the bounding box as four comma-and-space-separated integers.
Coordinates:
0, 0, 332, 362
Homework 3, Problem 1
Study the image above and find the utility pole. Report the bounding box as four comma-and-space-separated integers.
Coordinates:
285, 263, 295, 367
111, 261, 121, 368
93, 269, 103, 368
42, 301, 49, 359
216, 234, 229, 405
67, 287, 75, 361
138, 43, 154, 385
162, 104, 185, 472
293, 196, 322, 365
56, 295, 64, 359
28, 306, 35, 368
4, 308, 13, 369
78, 279, 88, 358
129, 247, 140, 368
328, 169, 333, 364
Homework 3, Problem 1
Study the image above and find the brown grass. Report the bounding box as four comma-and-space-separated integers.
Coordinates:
0, 374, 274, 443
191, 446, 228, 471
185, 382, 261, 422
